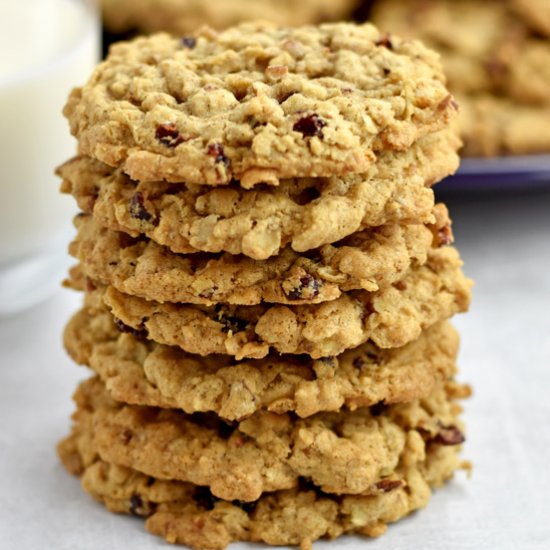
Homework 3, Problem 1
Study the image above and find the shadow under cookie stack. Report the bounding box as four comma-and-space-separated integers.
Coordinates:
57, 22, 472, 549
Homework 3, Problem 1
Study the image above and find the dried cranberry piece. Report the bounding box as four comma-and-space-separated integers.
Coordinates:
375, 479, 403, 492
181, 36, 197, 49
394, 280, 408, 291
232, 500, 258, 514
433, 426, 465, 446
155, 123, 184, 148
129, 494, 144, 516
114, 317, 148, 341
214, 304, 248, 333
207, 143, 230, 167
437, 225, 454, 247
376, 34, 394, 49
129, 192, 155, 223
285, 274, 321, 301
193, 487, 219, 511
438, 94, 459, 112
370, 402, 388, 417
293, 114, 326, 138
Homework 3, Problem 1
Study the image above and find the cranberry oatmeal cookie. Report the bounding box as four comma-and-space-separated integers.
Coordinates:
64, 23, 458, 185
60, 376, 467, 502
57, 19, 471, 547
58, 130, 459, 259
64, 307, 459, 420
75, 247, 471, 359
67, 203, 452, 305
370, 0, 550, 157
59, 377, 470, 549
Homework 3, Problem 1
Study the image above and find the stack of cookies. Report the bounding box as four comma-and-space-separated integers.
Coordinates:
57, 22, 472, 549
370, 0, 550, 157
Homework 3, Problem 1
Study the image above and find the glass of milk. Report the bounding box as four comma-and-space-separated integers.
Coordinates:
0, 0, 100, 315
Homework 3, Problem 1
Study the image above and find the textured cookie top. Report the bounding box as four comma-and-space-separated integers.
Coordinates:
101, 0, 360, 35
64, 22, 457, 185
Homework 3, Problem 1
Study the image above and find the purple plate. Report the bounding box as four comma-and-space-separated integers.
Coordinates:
438, 154, 550, 191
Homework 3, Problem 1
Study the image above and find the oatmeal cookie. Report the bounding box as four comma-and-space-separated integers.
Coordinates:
61, 448, 464, 549
370, 0, 526, 96
68, 204, 451, 305
75, 247, 471, 359
64, 306, 459, 420
64, 23, 457, 186
60, 376, 467, 502
459, 94, 550, 156
58, 129, 459, 259
507, 40, 550, 106
512, 0, 550, 38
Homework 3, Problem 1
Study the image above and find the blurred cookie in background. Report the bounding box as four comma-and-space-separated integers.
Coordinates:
459, 95, 550, 157
369, 0, 526, 96
101, 0, 361, 36
369, 0, 550, 158
512, 0, 550, 38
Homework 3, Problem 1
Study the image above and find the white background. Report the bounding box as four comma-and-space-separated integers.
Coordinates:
1, 187, 549, 549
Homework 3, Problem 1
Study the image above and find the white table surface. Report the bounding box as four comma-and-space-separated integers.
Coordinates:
1, 187, 550, 550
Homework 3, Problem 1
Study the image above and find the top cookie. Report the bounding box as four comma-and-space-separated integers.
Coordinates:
65, 22, 457, 186
101, 0, 360, 35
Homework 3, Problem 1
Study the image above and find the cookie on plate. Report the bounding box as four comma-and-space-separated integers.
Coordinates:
370, 0, 526, 95
512, 0, 550, 38
506, 40, 550, 106
459, 94, 550, 156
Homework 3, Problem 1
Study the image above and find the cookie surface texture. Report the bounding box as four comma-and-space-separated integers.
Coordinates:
64, 23, 457, 185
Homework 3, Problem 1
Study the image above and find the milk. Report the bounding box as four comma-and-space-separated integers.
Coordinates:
0, 0, 99, 313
